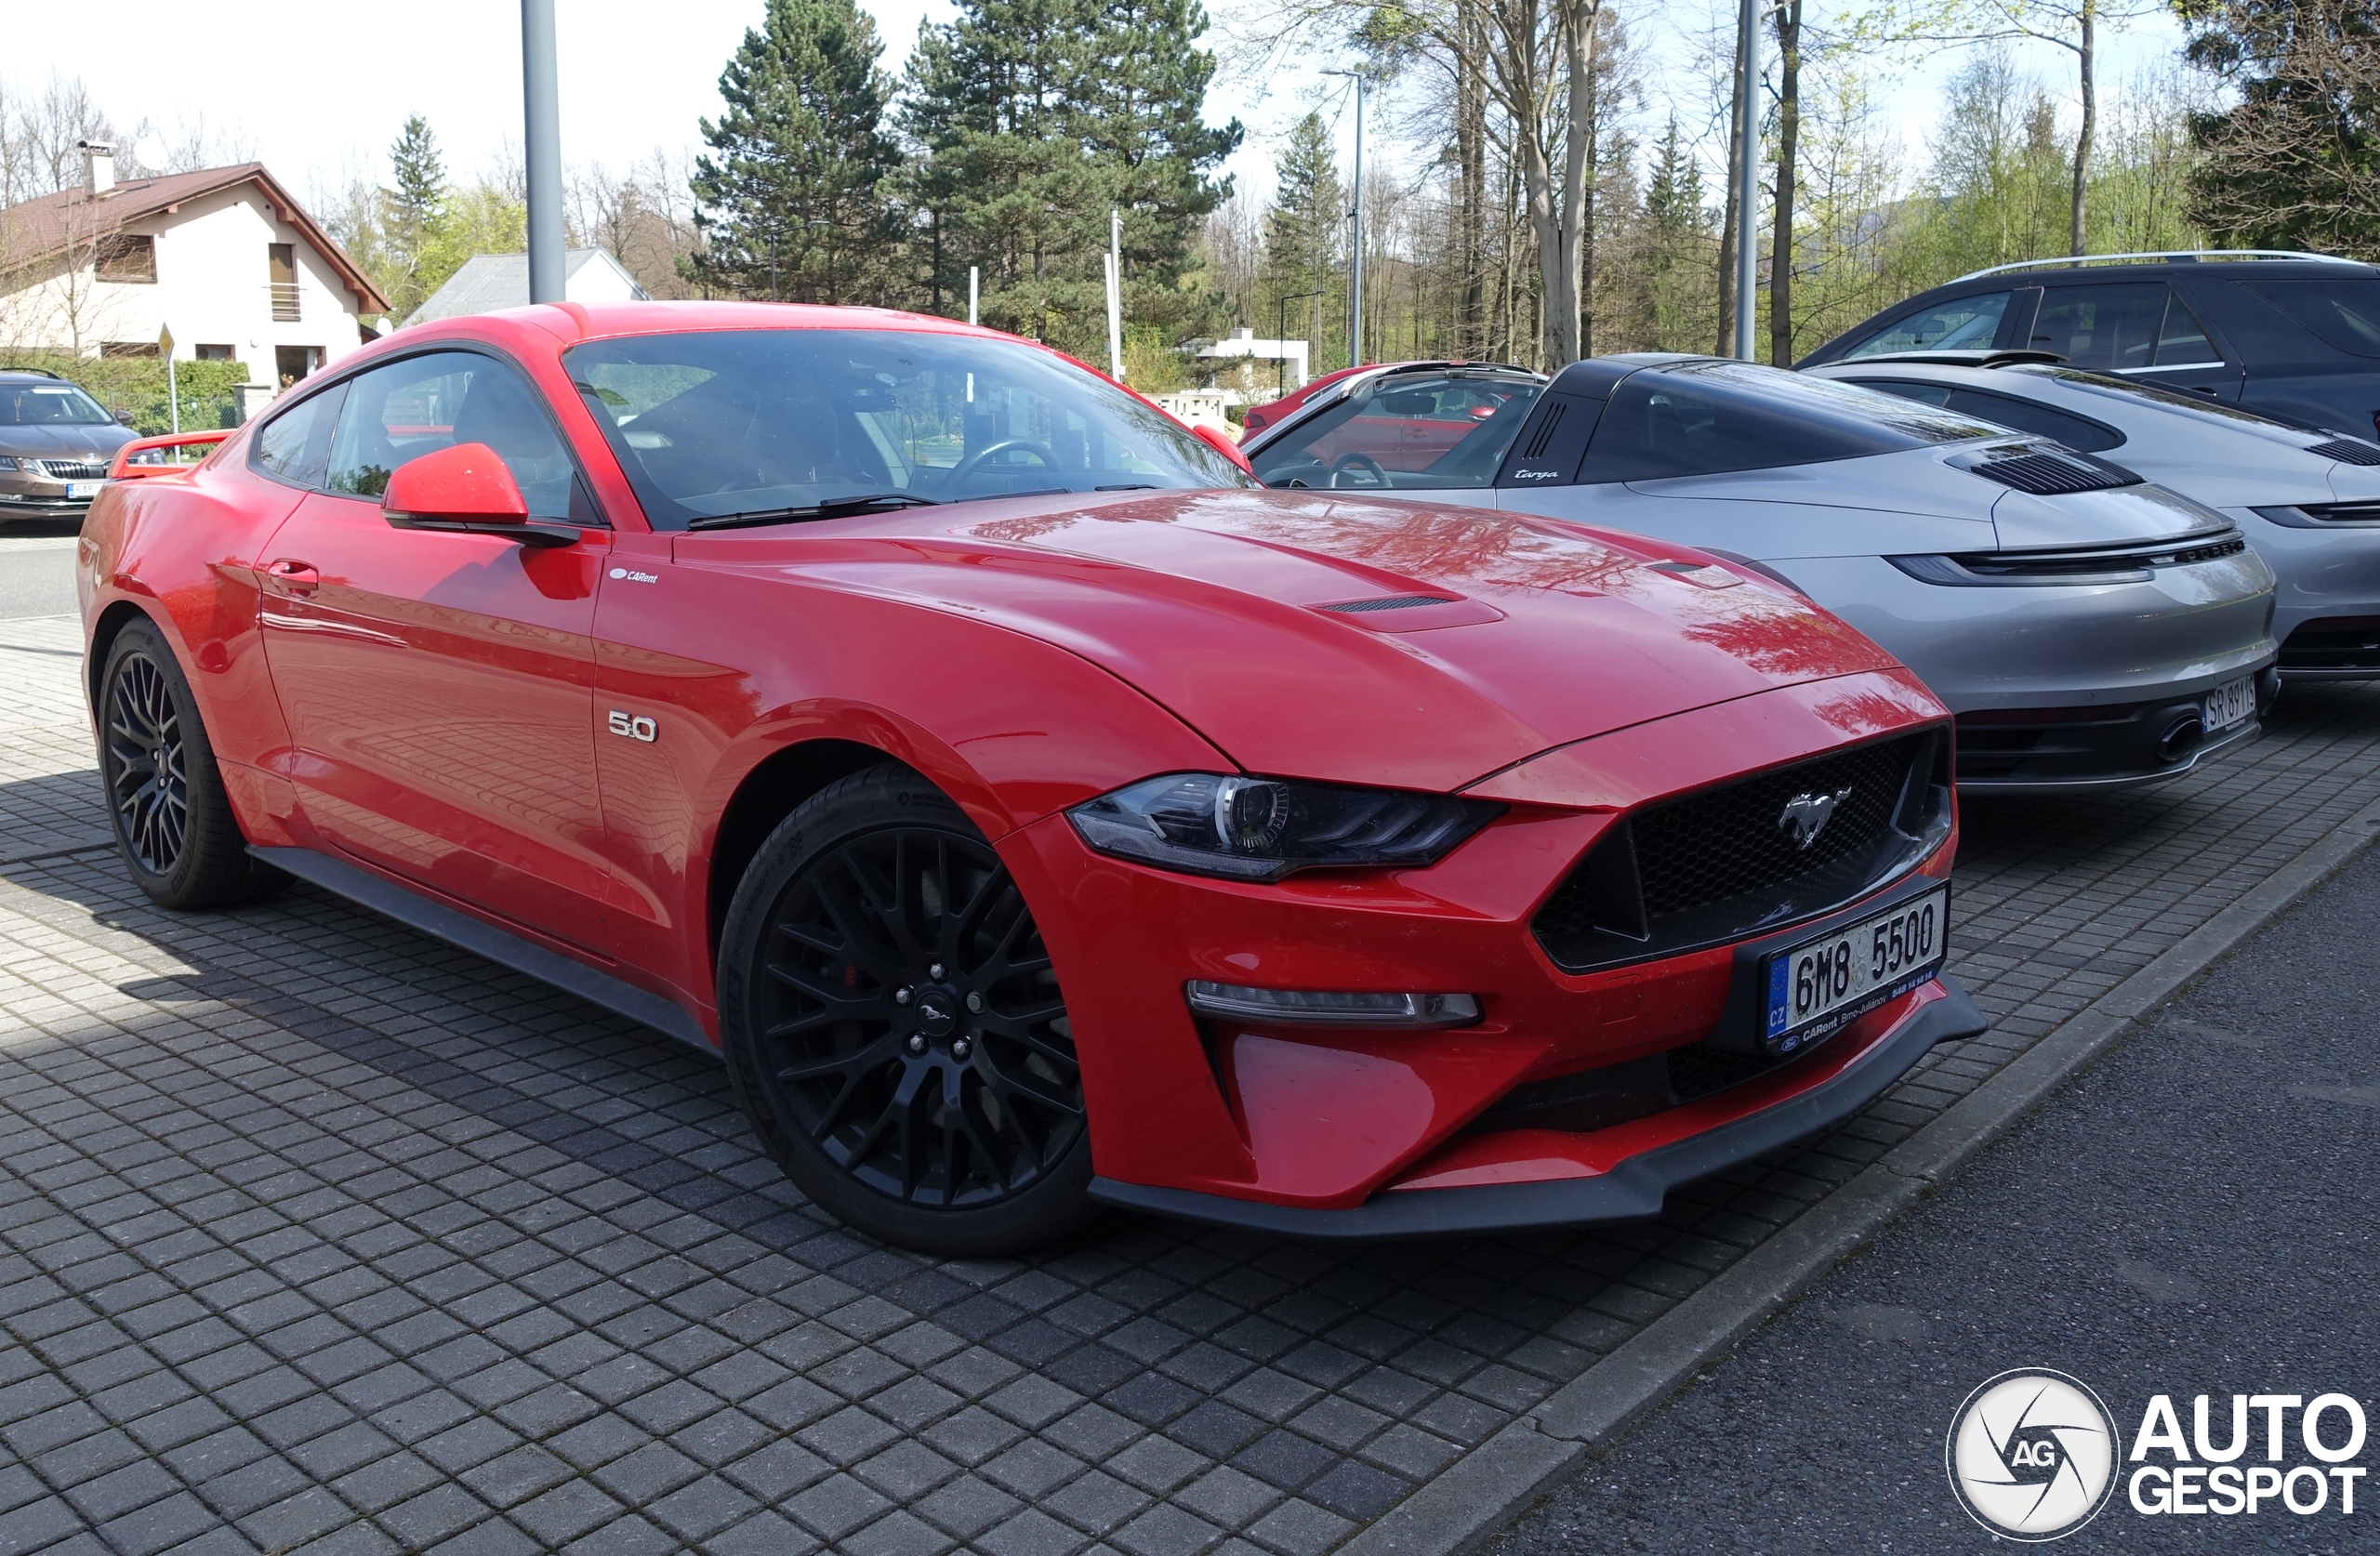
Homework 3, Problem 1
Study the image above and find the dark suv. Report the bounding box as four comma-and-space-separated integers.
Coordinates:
0, 368, 136, 522
1800, 252, 2380, 441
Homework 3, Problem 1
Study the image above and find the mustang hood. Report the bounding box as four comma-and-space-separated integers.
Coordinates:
682, 489, 1904, 793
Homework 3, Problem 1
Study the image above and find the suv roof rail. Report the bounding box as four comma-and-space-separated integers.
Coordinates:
1832, 349, 2069, 369
0, 365, 64, 378
1949, 250, 2364, 284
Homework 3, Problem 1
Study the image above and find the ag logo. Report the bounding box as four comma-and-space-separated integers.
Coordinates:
1947, 1368, 2119, 1541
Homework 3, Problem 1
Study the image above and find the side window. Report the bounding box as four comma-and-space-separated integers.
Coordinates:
2030, 284, 2174, 372
2155, 292, 2220, 366
2232, 279, 2380, 359
250, 388, 341, 489
327, 350, 589, 521
1843, 292, 2013, 359
1940, 389, 2124, 453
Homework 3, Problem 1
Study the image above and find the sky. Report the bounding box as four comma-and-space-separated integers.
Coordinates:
3, 0, 2195, 224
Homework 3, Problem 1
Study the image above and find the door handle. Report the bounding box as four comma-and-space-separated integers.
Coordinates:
263, 559, 319, 595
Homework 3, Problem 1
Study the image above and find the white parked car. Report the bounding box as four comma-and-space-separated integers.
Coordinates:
1242, 355, 2281, 793
1806, 349, 2380, 680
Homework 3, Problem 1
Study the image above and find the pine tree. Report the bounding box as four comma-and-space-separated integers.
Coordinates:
1641, 116, 1717, 351
692, 0, 901, 304
900, 0, 1238, 362
1261, 113, 1345, 371
381, 115, 446, 321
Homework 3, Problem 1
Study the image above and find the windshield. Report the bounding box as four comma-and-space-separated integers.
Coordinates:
1578, 359, 2002, 484
564, 328, 1250, 528
1248, 371, 1545, 490
0, 382, 113, 427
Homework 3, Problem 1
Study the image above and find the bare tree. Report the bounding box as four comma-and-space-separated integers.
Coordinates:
1237, 0, 1614, 366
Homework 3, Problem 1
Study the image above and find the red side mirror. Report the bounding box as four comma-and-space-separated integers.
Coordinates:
382, 442, 578, 547
1192, 421, 1253, 475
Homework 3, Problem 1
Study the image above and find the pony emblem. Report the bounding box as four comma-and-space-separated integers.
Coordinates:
1778, 786, 1853, 850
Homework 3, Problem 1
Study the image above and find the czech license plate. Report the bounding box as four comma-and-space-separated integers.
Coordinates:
66, 481, 101, 499
2204, 675, 2255, 734
1765, 888, 1950, 1051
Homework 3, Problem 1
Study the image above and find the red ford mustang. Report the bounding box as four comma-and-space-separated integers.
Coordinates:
78, 302, 1983, 1254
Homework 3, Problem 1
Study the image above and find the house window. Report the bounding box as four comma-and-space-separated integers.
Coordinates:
194, 344, 235, 362
96, 233, 156, 284
99, 342, 161, 358
269, 243, 299, 322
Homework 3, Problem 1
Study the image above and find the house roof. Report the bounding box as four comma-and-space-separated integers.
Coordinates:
0, 163, 392, 314
408, 248, 650, 323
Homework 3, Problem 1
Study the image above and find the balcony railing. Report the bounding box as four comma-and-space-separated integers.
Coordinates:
269, 282, 300, 323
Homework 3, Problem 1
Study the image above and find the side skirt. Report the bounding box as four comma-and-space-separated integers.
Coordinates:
249, 846, 718, 1059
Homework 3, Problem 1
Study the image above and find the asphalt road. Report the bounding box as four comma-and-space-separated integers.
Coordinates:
0, 519, 80, 619
1494, 845, 2380, 1555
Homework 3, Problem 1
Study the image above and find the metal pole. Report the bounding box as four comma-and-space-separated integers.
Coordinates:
1350, 74, 1366, 369
1278, 295, 1288, 397
969, 266, 979, 326
1731, 0, 1761, 360
166, 351, 178, 436
1106, 209, 1125, 381
522, 0, 566, 306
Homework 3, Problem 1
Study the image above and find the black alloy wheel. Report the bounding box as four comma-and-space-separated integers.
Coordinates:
719, 767, 1094, 1254
93, 620, 284, 910
103, 648, 189, 874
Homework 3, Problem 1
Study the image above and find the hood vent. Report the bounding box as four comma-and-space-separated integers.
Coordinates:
1964, 449, 2142, 495
1317, 594, 1461, 613
2307, 437, 2380, 466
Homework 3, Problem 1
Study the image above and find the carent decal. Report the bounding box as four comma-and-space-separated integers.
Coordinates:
2127, 1393, 2368, 1516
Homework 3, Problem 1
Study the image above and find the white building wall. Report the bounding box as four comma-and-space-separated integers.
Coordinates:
0, 182, 367, 386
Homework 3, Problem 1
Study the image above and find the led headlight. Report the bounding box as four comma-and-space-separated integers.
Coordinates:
1067, 772, 1501, 882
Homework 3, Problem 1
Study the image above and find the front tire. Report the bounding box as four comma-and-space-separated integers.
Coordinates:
96, 619, 284, 909
717, 765, 1095, 1256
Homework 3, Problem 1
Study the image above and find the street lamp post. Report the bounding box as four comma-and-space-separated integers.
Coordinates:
1276, 289, 1324, 396
521, 0, 565, 306
1730, 0, 1761, 360
1322, 69, 1368, 369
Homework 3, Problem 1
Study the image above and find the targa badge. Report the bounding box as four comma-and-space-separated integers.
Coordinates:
1947, 1368, 2119, 1541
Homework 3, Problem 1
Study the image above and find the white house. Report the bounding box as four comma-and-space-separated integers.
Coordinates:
0, 147, 389, 395
408, 247, 648, 324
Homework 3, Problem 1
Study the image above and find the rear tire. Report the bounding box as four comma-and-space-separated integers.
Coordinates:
96, 619, 284, 909
717, 764, 1095, 1256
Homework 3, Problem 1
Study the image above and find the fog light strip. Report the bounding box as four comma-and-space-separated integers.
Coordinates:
1183, 981, 1480, 1028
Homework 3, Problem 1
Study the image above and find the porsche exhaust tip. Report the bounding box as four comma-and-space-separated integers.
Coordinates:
2156, 715, 2204, 764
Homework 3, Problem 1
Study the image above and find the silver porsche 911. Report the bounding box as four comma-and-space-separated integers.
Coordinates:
1242, 354, 2280, 793
1806, 349, 2380, 681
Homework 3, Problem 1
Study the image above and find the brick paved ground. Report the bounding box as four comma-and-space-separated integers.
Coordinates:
4, 608, 2377, 1556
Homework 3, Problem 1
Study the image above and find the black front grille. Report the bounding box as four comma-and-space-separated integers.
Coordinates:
1967, 452, 2139, 494
1317, 594, 1459, 613
1633, 737, 1917, 916
1533, 732, 1946, 972
36, 459, 108, 481
2308, 437, 2380, 466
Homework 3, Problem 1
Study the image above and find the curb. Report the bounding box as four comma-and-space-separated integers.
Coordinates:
1341, 795, 2380, 1556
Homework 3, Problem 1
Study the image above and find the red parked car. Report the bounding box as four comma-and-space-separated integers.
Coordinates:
79, 303, 1982, 1253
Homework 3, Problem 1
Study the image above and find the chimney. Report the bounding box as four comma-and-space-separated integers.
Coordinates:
80, 140, 115, 198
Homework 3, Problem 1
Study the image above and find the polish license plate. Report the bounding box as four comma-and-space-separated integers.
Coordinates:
2204, 675, 2256, 734
1765, 888, 1950, 1051
66, 481, 100, 498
